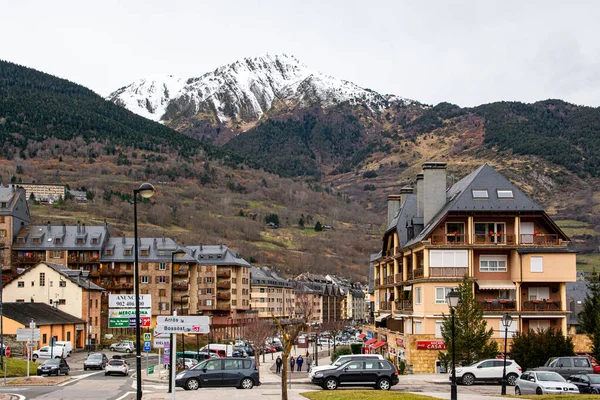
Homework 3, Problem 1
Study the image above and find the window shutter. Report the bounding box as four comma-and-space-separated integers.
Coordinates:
155, 263, 160, 270
530, 256, 543, 273
166, 276, 170, 284
148, 276, 152, 284
430, 251, 443, 267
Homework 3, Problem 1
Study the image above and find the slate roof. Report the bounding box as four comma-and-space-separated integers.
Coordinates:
13, 222, 108, 251
250, 266, 293, 287
0, 184, 30, 224
567, 280, 589, 326
185, 244, 251, 267
3, 302, 85, 326
100, 237, 195, 263
44, 262, 104, 291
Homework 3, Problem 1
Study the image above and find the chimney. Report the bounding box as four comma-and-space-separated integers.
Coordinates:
399, 185, 414, 205
416, 173, 424, 218
422, 161, 447, 226
82, 223, 86, 233
47, 221, 51, 231
386, 195, 402, 226
153, 238, 157, 249
122, 237, 126, 244
63, 223, 66, 233
77, 221, 81, 233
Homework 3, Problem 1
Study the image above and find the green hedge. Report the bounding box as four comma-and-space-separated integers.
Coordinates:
331, 346, 352, 361
350, 343, 363, 354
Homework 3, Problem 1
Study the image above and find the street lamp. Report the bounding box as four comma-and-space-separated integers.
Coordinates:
180, 294, 190, 357
501, 312, 513, 395
446, 289, 459, 400
133, 182, 154, 400
168, 248, 186, 394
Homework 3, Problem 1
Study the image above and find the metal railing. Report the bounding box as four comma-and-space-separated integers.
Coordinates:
395, 273, 403, 283
395, 300, 413, 312
414, 268, 424, 278
519, 234, 559, 245
430, 267, 468, 277
478, 300, 517, 311
379, 301, 392, 311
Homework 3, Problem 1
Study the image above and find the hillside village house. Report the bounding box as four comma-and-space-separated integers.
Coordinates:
2, 262, 103, 350
371, 162, 576, 373
0, 185, 30, 278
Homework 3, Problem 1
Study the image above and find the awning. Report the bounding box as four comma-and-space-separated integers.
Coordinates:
357, 333, 366, 339
371, 341, 387, 349
375, 313, 391, 322
365, 338, 377, 345
477, 280, 516, 290
403, 285, 412, 291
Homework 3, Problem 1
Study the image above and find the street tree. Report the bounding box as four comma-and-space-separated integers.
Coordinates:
439, 276, 498, 367
244, 317, 275, 381
322, 319, 346, 358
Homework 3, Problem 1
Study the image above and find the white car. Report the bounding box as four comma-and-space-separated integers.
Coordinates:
515, 371, 579, 395
105, 359, 129, 376
32, 346, 66, 361
309, 354, 384, 379
454, 359, 522, 386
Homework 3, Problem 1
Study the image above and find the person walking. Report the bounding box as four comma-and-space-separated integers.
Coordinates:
275, 355, 282, 374
296, 355, 304, 372
289, 355, 295, 372
306, 353, 312, 373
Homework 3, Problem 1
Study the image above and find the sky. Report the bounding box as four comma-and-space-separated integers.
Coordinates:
2, 0, 599, 107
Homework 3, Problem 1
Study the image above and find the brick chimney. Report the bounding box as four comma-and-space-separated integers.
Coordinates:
422, 162, 447, 226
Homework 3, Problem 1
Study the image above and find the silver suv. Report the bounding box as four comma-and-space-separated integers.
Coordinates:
454, 359, 522, 386
109, 340, 135, 353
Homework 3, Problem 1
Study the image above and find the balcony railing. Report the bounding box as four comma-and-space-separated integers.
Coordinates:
407, 269, 413, 280
173, 266, 189, 276
386, 276, 394, 285
216, 270, 231, 278
413, 268, 424, 279
395, 273, 403, 283
104, 281, 133, 290
431, 234, 468, 245
520, 234, 559, 246
473, 234, 516, 245
522, 300, 561, 311
395, 300, 413, 312
379, 301, 391, 311
119, 269, 134, 276
217, 281, 231, 289
173, 281, 189, 290
478, 300, 517, 311
430, 267, 468, 277
15, 255, 45, 264
215, 302, 231, 310
68, 254, 100, 263
216, 292, 231, 300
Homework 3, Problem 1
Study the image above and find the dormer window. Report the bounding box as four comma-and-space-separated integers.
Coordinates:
124, 250, 131, 256
76, 238, 85, 244
106, 249, 113, 256
472, 189, 489, 199
55, 237, 62, 244
141, 249, 148, 256
16, 237, 25, 244
1, 203, 6, 208
32, 237, 41, 244
497, 189, 514, 199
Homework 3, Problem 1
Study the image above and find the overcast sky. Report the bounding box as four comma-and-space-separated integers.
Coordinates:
3, 0, 599, 107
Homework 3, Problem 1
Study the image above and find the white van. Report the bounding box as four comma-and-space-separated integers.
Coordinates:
199, 344, 233, 357
32, 346, 66, 360
55, 341, 73, 357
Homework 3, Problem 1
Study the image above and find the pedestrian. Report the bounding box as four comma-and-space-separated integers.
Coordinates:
289, 355, 295, 372
275, 355, 282, 374
296, 355, 303, 372
306, 353, 312, 373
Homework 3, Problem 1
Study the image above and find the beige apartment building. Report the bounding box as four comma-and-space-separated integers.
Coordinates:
250, 266, 295, 323
17, 183, 66, 203
371, 162, 576, 373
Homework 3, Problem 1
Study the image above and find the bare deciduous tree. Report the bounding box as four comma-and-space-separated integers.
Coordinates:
243, 317, 275, 381
322, 319, 347, 357
273, 294, 313, 400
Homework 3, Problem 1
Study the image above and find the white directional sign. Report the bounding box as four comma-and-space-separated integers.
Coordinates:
109, 294, 152, 308
157, 316, 209, 325
109, 308, 151, 318
16, 328, 40, 341
153, 337, 170, 348
154, 324, 210, 334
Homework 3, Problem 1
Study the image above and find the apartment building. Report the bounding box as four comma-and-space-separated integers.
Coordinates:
372, 162, 576, 373
250, 266, 295, 322
17, 182, 66, 203
0, 184, 30, 277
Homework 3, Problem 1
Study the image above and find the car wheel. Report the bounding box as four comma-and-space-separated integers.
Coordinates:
185, 378, 200, 390
462, 373, 475, 386
515, 386, 521, 395
324, 377, 338, 390
376, 378, 391, 390
536, 386, 543, 395
126, 349, 132, 353
105, 372, 109, 376
55, 356, 61, 359
65, 369, 69, 376
32, 355, 38, 361
506, 373, 518, 386
240, 377, 254, 389
84, 367, 87, 371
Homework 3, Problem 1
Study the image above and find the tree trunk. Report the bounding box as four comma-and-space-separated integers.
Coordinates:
281, 352, 289, 400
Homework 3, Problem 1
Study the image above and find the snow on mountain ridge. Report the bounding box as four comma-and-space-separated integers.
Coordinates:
107, 53, 412, 124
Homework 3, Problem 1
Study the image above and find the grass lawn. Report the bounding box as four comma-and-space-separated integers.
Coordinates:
301, 391, 440, 400
555, 219, 591, 228
516, 396, 599, 400
2, 356, 39, 377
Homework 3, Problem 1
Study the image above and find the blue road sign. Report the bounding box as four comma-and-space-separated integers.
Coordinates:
143, 341, 151, 352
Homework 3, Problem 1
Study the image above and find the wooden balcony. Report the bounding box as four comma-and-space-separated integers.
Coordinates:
395, 300, 413, 312
104, 281, 133, 290
429, 267, 468, 277
216, 292, 231, 300
15, 255, 45, 264
379, 301, 392, 311
413, 268, 424, 279
478, 300, 517, 311
173, 281, 189, 291
215, 302, 231, 311
395, 273, 403, 283
216, 270, 231, 278
473, 234, 516, 245
386, 276, 394, 285
119, 269, 134, 276
431, 234, 468, 245
520, 234, 559, 246
68, 254, 100, 264
522, 300, 561, 311
217, 281, 231, 289
173, 266, 189, 276
90, 270, 100, 277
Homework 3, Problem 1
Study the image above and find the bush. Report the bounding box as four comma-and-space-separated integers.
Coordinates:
398, 359, 406, 375
331, 346, 352, 361
510, 328, 574, 371
363, 184, 376, 191
362, 170, 378, 179
350, 343, 362, 354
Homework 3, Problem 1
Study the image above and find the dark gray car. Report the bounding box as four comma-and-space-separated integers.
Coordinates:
175, 357, 260, 390
84, 353, 109, 370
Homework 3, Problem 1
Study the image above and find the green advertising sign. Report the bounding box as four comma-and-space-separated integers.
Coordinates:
147, 365, 154, 374
108, 318, 130, 328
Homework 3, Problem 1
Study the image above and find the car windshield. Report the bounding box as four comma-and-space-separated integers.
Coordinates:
192, 360, 208, 370
467, 360, 482, 367
109, 360, 124, 366
88, 354, 103, 360
537, 372, 565, 382
44, 359, 60, 365
589, 375, 600, 384
333, 359, 350, 367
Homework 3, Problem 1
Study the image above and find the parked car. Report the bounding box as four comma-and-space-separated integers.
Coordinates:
243, 346, 254, 357
310, 354, 385, 379
175, 357, 260, 390
84, 353, 109, 370
515, 370, 579, 395
182, 358, 198, 369
535, 356, 594, 378
567, 374, 600, 394
32, 346, 66, 360
312, 359, 398, 390
37, 358, 70, 376
109, 340, 135, 353
454, 358, 522, 386
232, 347, 247, 358
105, 359, 129, 376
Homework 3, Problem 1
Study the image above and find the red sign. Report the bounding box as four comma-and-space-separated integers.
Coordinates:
141, 317, 151, 327
395, 338, 405, 348
5, 346, 10, 357
416, 340, 446, 350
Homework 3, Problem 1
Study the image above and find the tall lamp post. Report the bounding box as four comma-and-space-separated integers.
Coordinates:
87, 276, 91, 356
180, 294, 190, 358
133, 182, 155, 400
501, 312, 513, 395
168, 248, 186, 394
446, 289, 459, 400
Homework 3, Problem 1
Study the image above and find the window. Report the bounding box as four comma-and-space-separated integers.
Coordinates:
58, 299, 66, 305
479, 255, 507, 272
224, 359, 241, 369
157, 276, 167, 284
498, 319, 517, 338
67, 332, 71, 341
435, 321, 443, 338
497, 189, 514, 199
124, 249, 131, 256
52, 251, 61, 258
32, 237, 41, 244
429, 250, 468, 268
0, 230, 6, 237
106, 249, 113, 256
415, 287, 422, 304
205, 299, 213, 306
435, 287, 457, 304
531, 256, 543, 273
141, 249, 148, 256
529, 287, 550, 301
260, 288, 265, 293
475, 222, 506, 243
445, 222, 465, 242
76, 238, 85, 244
39, 273, 45, 287
43, 333, 47, 344
59, 280, 66, 287
159, 289, 166, 296
205, 277, 213, 284
414, 321, 422, 334
141, 276, 149, 284
205, 360, 222, 370
159, 263, 166, 270
206, 288, 212, 294
472, 189, 489, 199
55, 237, 62, 244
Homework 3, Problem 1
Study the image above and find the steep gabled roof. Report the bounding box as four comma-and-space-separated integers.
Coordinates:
185, 244, 251, 267
13, 222, 108, 251
3, 302, 85, 326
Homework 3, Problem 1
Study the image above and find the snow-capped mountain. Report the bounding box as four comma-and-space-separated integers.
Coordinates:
107, 53, 413, 126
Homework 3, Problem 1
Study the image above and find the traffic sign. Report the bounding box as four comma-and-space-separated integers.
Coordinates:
5, 346, 10, 357
109, 316, 151, 328
16, 328, 40, 341
26, 342, 36, 348
154, 324, 209, 334
153, 337, 169, 348
143, 333, 152, 341
143, 341, 151, 352
157, 316, 209, 325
